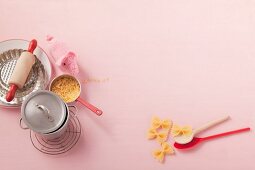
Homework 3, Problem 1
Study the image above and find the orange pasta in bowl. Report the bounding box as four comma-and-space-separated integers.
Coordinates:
50, 75, 80, 103
50, 74, 103, 116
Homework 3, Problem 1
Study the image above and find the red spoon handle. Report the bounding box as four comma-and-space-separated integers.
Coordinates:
27, 39, 37, 53
202, 127, 250, 141
77, 97, 103, 116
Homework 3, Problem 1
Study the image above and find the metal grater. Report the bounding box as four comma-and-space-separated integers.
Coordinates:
0, 49, 48, 107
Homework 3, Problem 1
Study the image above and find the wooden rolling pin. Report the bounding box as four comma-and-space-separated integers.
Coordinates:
6, 39, 37, 102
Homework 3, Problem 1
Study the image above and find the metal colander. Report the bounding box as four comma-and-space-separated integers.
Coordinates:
0, 49, 48, 107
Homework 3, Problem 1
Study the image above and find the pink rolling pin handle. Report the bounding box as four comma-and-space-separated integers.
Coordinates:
5, 39, 37, 102
76, 97, 103, 116
202, 127, 251, 141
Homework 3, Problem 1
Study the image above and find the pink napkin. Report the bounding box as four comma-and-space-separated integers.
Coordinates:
46, 35, 79, 75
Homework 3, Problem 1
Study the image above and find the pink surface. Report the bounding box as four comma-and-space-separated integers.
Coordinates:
0, 0, 255, 169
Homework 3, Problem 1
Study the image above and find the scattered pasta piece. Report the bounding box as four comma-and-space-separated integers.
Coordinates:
151, 117, 172, 130
82, 77, 110, 84
171, 124, 193, 137
147, 116, 176, 163
153, 142, 175, 163
147, 128, 168, 143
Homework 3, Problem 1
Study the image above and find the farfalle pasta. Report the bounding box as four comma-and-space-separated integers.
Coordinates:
151, 117, 172, 130
171, 124, 193, 137
147, 117, 172, 143
147, 128, 168, 143
147, 116, 177, 163
153, 142, 174, 163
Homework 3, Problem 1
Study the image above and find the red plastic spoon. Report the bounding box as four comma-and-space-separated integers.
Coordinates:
174, 127, 250, 149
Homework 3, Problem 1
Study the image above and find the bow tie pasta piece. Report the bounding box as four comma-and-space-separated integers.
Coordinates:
147, 128, 168, 142
171, 124, 193, 137
151, 117, 172, 130
147, 128, 158, 139
153, 142, 174, 163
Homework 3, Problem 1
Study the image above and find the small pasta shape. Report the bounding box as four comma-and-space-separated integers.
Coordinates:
51, 76, 80, 102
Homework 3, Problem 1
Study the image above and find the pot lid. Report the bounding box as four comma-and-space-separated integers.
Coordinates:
21, 90, 67, 134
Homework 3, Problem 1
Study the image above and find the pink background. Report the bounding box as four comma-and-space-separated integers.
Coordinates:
1, 0, 255, 169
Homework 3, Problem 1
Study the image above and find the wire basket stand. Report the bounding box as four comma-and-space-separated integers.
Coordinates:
29, 109, 81, 155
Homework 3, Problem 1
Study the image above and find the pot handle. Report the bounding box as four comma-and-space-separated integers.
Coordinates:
68, 105, 78, 115
19, 118, 29, 130
36, 104, 54, 122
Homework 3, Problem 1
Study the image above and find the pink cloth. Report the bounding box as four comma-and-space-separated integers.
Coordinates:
46, 35, 79, 75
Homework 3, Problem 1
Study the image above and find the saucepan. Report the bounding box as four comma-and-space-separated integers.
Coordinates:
49, 74, 103, 116
19, 90, 77, 139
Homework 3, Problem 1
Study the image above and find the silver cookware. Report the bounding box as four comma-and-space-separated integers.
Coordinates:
19, 90, 76, 139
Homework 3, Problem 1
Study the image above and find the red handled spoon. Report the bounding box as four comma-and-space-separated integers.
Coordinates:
174, 127, 251, 149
